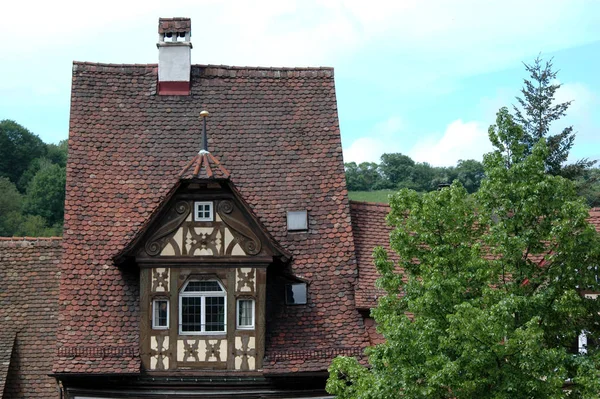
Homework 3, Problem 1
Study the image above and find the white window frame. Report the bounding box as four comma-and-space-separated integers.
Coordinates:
236, 298, 255, 330
194, 201, 214, 222
152, 299, 169, 329
179, 280, 226, 335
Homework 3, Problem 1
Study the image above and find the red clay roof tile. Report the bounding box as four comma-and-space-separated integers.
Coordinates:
0, 237, 61, 397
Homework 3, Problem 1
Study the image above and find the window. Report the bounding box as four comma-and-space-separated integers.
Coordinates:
179, 280, 226, 334
287, 210, 308, 231
237, 299, 255, 329
194, 201, 213, 222
285, 283, 307, 305
152, 299, 169, 329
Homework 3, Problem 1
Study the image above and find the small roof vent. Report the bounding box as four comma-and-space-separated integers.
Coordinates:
287, 210, 308, 232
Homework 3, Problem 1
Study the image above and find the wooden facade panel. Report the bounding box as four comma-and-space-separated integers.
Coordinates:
136, 187, 273, 373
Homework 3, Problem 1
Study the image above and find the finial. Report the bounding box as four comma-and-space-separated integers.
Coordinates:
200, 110, 209, 153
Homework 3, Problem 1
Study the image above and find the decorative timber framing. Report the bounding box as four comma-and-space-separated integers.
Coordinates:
132, 179, 278, 373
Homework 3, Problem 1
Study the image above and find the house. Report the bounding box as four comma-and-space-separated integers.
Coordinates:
0, 17, 598, 398
50, 17, 371, 398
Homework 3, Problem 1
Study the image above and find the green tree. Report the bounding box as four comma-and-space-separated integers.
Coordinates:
406, 162, 436, 192
455, 159, 485, 193
345, 162, 387, 191
0, 120, 47, 187
17, 157, 53, 192
380, 153, 416, 186
0, 177, 24, 236
327, 110, 600, 398
513, 56, 595, 176
574, 167, 600, 208
46, 139, 69, 167
23, 163, 66, 227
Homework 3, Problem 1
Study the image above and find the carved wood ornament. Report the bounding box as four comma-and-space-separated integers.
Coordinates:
142, 199, 264, 258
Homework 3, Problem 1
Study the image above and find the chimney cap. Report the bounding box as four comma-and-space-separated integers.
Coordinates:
158, 17, 191, 34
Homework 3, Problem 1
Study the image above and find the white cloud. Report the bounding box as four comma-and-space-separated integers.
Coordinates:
410, 120, 493, 166
343, 137, 388, 164
555, 82, 596, 119
343, 116, 405, 164
344, 117, 493, 166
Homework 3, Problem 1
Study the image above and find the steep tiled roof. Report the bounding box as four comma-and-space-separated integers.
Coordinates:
57, 62, 369, 374
350, 201, 400, 309
0, 237, 61, 398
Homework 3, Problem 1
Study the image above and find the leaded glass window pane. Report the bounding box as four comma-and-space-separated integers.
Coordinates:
181, 296, 202, 332
179, 280, 226, 334
205, 297, 225, 332
184, 280, 223, 292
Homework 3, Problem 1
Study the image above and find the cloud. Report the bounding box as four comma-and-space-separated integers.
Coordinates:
343, 117, 493, 167
410, 120, 493, 166
555, 82, 596, 119
343, 116, 405, 164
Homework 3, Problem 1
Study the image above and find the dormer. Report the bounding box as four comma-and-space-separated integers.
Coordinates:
115, 111, 291, 373
119, 178, 290, 373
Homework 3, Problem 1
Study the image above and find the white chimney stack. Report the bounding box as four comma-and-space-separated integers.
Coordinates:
157, 18, 192, 95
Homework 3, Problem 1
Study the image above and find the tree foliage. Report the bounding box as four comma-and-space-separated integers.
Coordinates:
513, 56, 595, 177
0, 120, 47, 186
328, 110, 600, 398
0, 120, 67, 237
23, 163, 66, 227
345, 154, 485, 194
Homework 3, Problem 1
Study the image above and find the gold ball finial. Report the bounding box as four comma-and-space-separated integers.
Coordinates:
199, 110, 209, 118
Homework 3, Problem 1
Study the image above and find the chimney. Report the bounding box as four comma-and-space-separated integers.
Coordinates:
157, 18, 192, 95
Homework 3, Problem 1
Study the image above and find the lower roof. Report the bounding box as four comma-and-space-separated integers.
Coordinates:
0, 237, 61, 398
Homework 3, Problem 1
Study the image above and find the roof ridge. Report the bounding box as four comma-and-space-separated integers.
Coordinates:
73, 61, 334, 71
0, 236, 62, 241
350, 201, 391, 210
0, 237, 62, 247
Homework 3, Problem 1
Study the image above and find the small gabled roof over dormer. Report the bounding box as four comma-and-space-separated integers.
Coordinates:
178, 111, 231, 180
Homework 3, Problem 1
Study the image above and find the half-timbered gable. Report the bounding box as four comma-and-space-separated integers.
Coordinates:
117, 177, 291, 373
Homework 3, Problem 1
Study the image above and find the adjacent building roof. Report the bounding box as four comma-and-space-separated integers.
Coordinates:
350, 201, 400, 310
351, 202, 600, 310
0, 237, 61, 398
56, 62, 370, 374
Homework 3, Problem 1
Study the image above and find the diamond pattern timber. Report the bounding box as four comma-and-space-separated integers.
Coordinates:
234, 336, 256, 371
177, 339, 227, 362
157, 211, 253, 257
152, 268, 169, 292
150, 336, 170, 370
236, 268, 255, 293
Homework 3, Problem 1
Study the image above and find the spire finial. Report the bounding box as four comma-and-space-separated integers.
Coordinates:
199, 110, 209, 153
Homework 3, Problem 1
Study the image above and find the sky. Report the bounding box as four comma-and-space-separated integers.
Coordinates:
1, 0, 599, 167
